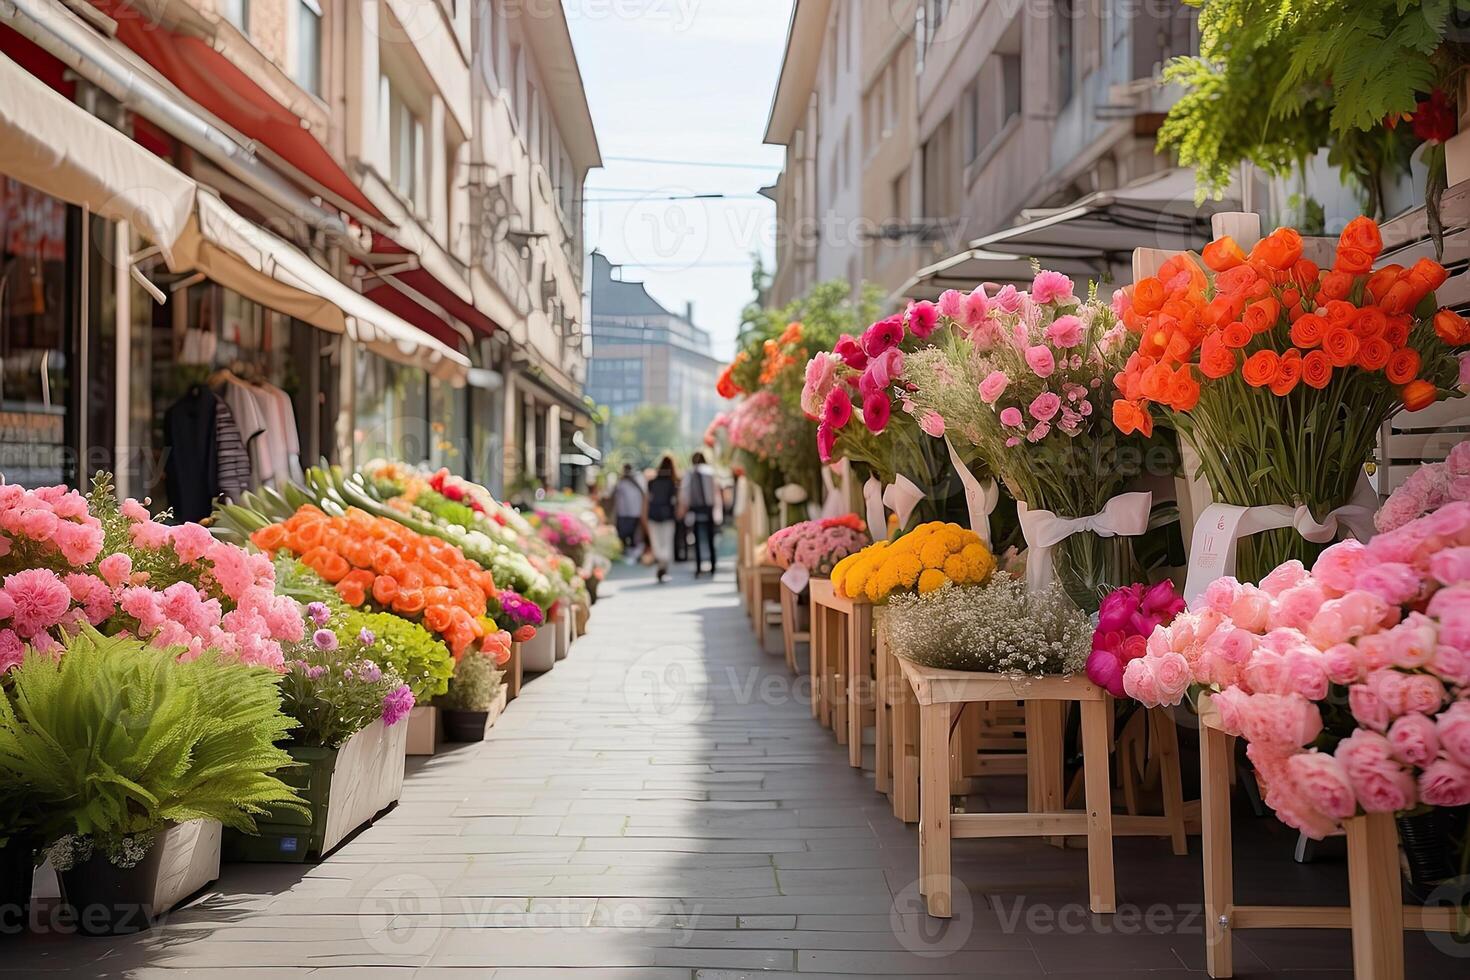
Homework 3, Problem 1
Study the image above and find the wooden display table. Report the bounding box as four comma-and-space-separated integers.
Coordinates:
504, 641, 523, 700
777, 579, 810, 674
808, 578, 875, 767
1198, 695, 1461, 979
747, 562, 783, 646
899, 658, 1116, 919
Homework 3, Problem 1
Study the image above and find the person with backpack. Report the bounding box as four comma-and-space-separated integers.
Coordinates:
679, 451, 723, 577
612, 463, 646, 559
644, 456, 679, 583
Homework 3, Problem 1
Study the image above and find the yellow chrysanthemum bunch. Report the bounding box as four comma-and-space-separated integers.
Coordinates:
830, 521, 994, 603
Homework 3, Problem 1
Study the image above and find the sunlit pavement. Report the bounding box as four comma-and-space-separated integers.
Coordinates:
3, 563, 1453, 977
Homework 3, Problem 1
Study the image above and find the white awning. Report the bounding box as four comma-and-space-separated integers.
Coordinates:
0, 50, 196, 264
891, 248, 1101, 305
969, 169, 1236, 267
176, 193, 470, 384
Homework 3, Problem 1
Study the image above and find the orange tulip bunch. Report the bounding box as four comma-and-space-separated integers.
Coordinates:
1112, 217, 1462, 436
1109, 216, 1468, 583
252, 505, 497, 657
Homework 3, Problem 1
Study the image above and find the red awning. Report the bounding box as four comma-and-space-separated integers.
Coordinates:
93, 1, 382, 221
362, 283, 466, 353
368, 235, 500, 338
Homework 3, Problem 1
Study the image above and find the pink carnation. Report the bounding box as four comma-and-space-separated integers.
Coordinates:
978, 370, 1009, 405
0, 630, 23, 672
1335, 729, 1417, 812
1284, 751, 1358, 820
1043, 314, 1083, 348
1386, 712, 1441, 768
1, 569, 72, 639
98, 553, 133, 589
1024, 345, 1055, 378
1030, 270, 1075, 305
1419, 757, 1470, 806
129, 520, 170, 551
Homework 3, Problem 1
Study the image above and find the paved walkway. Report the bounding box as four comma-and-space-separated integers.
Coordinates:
6, 566, 1452, 976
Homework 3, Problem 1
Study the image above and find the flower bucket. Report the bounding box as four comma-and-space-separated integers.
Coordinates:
405, 705, 439, 756
554, 604, 572, 661
222, 718, 407, 863
55, 819, 220, 936
574, 602, 591, 637
440, 687, 509, 743
521, 626, 556, 673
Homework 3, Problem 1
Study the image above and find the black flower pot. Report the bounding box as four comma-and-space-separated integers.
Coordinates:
0, 836, 34, 932
57, 842, 167, 936
1398, 807, 1469, 904
441, 708, 490, 742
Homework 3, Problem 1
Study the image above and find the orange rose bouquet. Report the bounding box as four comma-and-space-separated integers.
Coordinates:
1112, 217, 1468, 582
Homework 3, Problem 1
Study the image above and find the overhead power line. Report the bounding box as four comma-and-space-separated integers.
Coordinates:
602, 155, 783, 171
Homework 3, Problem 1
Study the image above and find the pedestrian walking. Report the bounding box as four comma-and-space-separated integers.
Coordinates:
644, 456, 679, 583
679, 451, 723, 577
612, 464, 645, 559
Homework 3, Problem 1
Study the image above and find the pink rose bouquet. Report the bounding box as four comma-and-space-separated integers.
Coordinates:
1124, 490, 1470, 838
1375, 440, 1470, 531
0, 476, 302, 670
765, 514, 870, 577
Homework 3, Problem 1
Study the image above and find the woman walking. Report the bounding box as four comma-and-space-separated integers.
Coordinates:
644, 456, 679, 583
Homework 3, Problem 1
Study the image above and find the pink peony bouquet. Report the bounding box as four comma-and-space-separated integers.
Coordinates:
726, 390, 782, 456
0, 478, 302, 671
1086, 580, 1186, 697
1123, 492, 1470, 838
764, 514, 870, 577
1375, 440, 1470, 531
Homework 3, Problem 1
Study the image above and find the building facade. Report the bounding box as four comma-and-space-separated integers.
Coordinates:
586, 252, 723, 450
0, 0, 598, 503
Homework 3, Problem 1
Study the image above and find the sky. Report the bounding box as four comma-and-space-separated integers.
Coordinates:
565, 0, 795, 361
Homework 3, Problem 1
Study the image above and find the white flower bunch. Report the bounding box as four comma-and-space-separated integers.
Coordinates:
882, 576, 1091, 675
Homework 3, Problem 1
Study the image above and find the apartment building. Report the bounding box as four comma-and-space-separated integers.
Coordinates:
762, 0, 1206, 307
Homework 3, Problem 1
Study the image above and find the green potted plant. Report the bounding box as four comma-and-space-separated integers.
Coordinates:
0, 630, 302, 935
224, 604, 416, 863
438, 649, 507, 742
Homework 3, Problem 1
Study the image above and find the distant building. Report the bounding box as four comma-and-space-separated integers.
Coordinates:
587, 251, 724, 447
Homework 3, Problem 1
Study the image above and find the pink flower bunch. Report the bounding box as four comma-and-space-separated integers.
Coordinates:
765, 515, 870, 576
1123, 499, 1470, 838
726, 391, 782, 456
536, 511, 592, 552
932, 272, 1124, 449
0, 484, 303, 670
0, 484, 105, 571
807, 310, 931, 460
1374, 439, 1470, 531
1086, 581, 1186, 697
704, 412, 731, 449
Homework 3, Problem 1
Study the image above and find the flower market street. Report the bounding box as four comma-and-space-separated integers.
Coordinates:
0, 565, 1447, 978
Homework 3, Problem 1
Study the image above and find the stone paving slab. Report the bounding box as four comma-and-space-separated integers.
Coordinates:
0, 566, 1455, 977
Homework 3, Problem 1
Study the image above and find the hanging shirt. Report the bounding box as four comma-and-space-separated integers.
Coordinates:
219, 377, 273, 486
164, 386, 221, 523
214, 399, 252, 502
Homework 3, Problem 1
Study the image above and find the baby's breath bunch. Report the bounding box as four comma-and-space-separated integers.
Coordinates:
883, 577, 1091, 675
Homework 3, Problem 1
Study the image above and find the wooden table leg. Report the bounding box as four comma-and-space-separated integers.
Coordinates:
1151, 707, 1189, 856
811, 605, 827, 724
1201, 722, 1234, 978
919, 700, 953, 917
846, 603, 871, 768
1347, 813, 1405, 980
874, 628, 891, 794
1080, 698, 1116, 914
505, 642, 523, 701
832, 611, 849, 746
1026, 701, 1066, 846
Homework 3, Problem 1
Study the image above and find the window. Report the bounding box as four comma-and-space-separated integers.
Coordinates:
221, 0, 248, 31
1001, 53, 1022, 124
1055, 0, 1076, 109
381, 73, 426, 213
921, 115, 954, 218
295, 0, 322, 95
963, 82, 981, 163
890, 168, 909, 221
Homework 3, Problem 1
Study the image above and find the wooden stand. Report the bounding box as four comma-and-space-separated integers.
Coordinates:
505, 641, 523, 700
899, 659, 1116, 919
807, 578, 875, 768
1197, 695, 1460, 979
748, 563, 783, 646
778, 579, 811, 673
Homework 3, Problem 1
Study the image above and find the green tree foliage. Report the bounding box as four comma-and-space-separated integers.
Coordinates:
1161, 0, 1467, 217
607, 403, 688, 470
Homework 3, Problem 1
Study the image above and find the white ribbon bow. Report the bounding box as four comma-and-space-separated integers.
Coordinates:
883, 475, 926, 533
820, 459, 851, 520
1017, 491, 1153, 594
863, 477, 887, 541
943, 436, 1000, 547
780, 563, 811, 594
1182, 483, 1378, 601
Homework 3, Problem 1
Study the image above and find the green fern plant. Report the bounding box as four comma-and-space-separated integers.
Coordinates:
0, 629, 305, 863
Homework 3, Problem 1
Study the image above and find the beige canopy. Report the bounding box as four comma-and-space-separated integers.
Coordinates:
0, 52, 468, 384
0, 50, 195, 265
